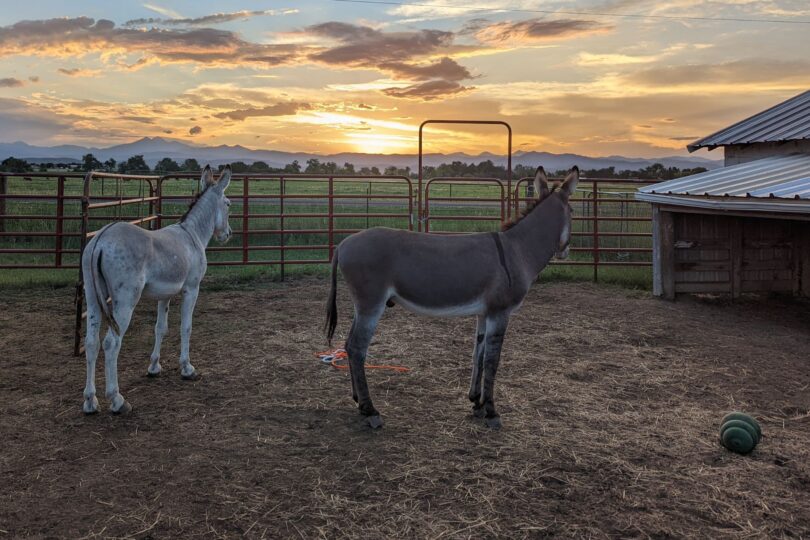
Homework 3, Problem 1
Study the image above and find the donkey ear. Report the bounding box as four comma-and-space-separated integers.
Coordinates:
560, 166, 579, 198
200, 164, 215, 191
533, 166, 550, 200
216, 164, 232, 192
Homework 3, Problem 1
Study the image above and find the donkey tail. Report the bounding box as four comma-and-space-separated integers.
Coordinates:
325, 246, 339, 345
88, 232, 120, 335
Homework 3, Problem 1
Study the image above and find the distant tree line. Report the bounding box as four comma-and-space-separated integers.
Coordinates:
1, 154, 707, 180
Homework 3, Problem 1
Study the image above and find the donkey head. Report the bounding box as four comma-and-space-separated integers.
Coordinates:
200, 164, 233, 243
534, 166, 579, 259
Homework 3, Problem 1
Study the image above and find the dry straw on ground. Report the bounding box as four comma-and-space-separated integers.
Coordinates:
0, 279, 808, 538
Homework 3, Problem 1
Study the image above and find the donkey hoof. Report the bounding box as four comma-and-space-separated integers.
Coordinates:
366, 415, 384, 429
112, 400, 133, 415
485, 416, 502, 430
472, 406, 486, 419
181, 370, 201, 381
83, 397, 99, 415
146, 370, 160, 378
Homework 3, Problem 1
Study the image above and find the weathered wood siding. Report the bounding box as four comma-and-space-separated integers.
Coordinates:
653, 208, 810, 298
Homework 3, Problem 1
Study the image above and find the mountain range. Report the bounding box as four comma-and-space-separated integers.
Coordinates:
0, 137, 721, 172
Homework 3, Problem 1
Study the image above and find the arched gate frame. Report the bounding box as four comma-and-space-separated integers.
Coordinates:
418, 120, 512, 231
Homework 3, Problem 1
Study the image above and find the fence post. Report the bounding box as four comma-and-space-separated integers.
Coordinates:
148, 181, 156, 231
155, 178, 163, 230
0, 174, 6, 233
592, 180, 599, 282
328, 176, 335, 260
55, 176, 65, 267
280, 176, 285, 282
242, 176, 249, 264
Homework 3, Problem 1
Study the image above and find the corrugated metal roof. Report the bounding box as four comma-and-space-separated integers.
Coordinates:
635, 154, 810, 215
687, 90, 810, 152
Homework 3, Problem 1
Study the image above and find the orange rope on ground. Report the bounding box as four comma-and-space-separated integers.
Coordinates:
314, 348, 410, 373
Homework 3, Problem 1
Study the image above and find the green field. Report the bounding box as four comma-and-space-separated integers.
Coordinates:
0, 173, 654, 289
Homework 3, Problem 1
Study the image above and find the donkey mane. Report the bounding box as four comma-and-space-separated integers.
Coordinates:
179, 185, 210, 223
501, 182, 561, 231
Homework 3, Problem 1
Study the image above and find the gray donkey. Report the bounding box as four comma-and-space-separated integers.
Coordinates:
81, 165, 232, 414
326, 166, 579, 429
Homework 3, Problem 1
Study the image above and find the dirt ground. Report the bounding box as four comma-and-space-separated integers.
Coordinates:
0, 278, 809, 538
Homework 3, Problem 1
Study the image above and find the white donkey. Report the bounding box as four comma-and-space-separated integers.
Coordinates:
81, 165, 232, 414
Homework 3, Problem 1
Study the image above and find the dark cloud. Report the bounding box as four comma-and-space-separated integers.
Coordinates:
379, 57, 471, 81
0, 77, 23, 87
189, 125, 202, 135
57, 67, 98, 77
628, 59, 810, 86
470, 18, 611, 44
0, 17, 302, 68
121, 116, 156, 124
124, 10, 284, 27
306, 23, 454, 66
212, 102, 311, 121
299, 23, 474, 100
382, 80, 471, 100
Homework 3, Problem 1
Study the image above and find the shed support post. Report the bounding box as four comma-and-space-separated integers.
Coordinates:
800, 222, 810, 298
730, 218, 743, 299
653, 206, 675, 299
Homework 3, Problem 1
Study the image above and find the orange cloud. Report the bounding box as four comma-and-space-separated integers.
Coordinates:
0, 17, 304, 67
627, 59, 810, 86
469, 18, 612, 45
212, 102, 312, 121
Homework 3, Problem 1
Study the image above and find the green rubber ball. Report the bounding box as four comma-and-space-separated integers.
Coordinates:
721, 412, 761, 439
721, 419, 759, 445
720, 424, 757, 454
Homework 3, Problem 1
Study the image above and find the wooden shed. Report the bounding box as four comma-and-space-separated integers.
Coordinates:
636, 91, 810, 299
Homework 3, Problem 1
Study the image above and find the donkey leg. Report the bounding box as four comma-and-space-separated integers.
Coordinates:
346, 305, 384, 428
479, 314, 509, 429
345, 318, 358, 403
148, 299, 170, 377
103, 304, 135, 414
468, 315, 486, 413
83, 302, 102, 414
178, 286, 200, 380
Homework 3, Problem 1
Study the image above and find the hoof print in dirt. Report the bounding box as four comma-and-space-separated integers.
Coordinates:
366, 415, 384, 429
112, 401, 133, 415
182, 371, 201, 381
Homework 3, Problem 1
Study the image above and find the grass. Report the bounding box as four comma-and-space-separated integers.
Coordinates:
0, 173, 655, 290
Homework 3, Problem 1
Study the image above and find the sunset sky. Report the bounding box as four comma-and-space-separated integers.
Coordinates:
0, 1, 808, 158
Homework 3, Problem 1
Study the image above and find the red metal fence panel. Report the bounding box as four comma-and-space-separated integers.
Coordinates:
1, 172, 659, 280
